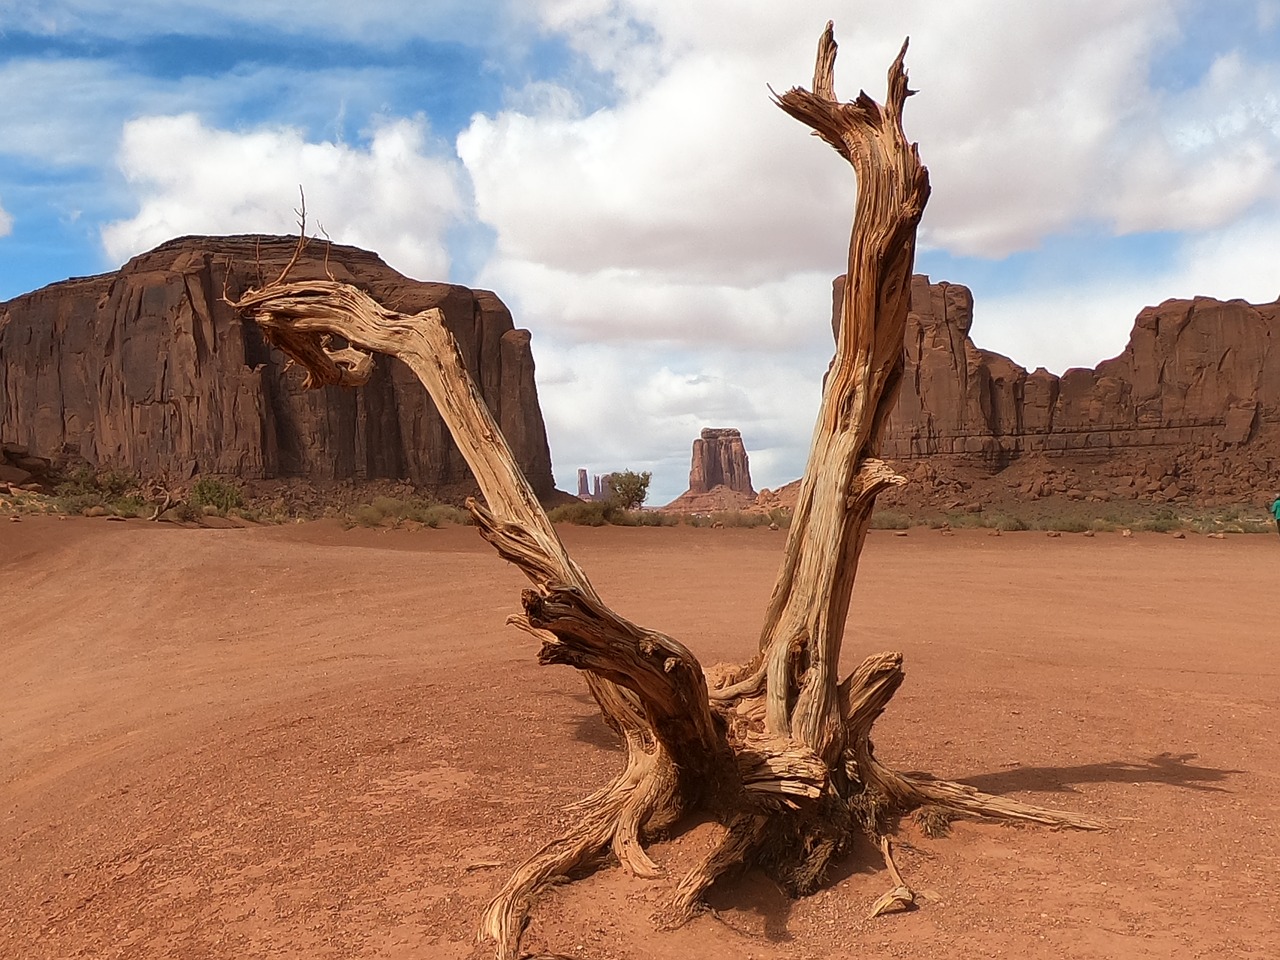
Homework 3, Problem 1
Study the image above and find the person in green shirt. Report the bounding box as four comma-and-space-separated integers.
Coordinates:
1273, 496, 1280, 537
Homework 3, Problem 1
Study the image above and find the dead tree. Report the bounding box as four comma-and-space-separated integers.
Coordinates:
232, 23, 1100, 959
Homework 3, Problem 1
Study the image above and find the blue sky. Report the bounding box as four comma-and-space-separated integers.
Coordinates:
2, 1, 1279, 502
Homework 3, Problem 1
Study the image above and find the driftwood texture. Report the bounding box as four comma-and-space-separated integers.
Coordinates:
232, 23, 1101, 960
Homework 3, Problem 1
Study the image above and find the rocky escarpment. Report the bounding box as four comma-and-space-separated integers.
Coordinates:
829, 273, 1280, 508
0, 236, 555, 497
879, 274, 1280, 468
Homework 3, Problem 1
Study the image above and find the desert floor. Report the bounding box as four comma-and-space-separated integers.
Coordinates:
2, 517, 1278, 959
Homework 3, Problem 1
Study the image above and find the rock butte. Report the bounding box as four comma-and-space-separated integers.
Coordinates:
665, 427, 755, 512
0, 235, 556, 499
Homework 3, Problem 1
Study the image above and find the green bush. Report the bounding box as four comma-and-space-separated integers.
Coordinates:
870, 510, 912, 530
190, 477, 244, 513
548, 501, 612, 526
1044, 517, 1089, 533
611, 509, 678, 527
351, 504, 385, 527
417, 504, 474, 527
54, 464, 140, 514
994, 514, 1029, 532
109, 495, 147, 518
606, 470, 652, 511
711, 511, 770, 528
57, 491, 107, 515
1137, 507, 1181, 533
767, 508, 792, 529
343, 496, 473, 528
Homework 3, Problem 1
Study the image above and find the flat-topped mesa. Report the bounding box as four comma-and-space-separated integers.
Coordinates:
689, 427, 755, 497
0, 235, 556, 497
842, 274, 1280, 473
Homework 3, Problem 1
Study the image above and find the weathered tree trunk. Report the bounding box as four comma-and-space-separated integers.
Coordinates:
232, 23, 1101, 960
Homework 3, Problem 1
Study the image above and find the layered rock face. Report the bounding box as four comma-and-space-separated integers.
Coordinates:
0, 236, 556, 497
665, 427, 756, 510
688, 428, 755, 496
868, 275, 1280, 474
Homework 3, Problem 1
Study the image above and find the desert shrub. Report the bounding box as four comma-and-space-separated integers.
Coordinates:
1137, 508, 1181, 533
870, 510, 911, 530
683, 513, 712, 528
767, 508, 793, 529
710, 511, 770, 528
109, 495, 147, 518
54, 464, 139, 512
169, 501, 202, 522
1089, 518, 1117, 533
57, 491, 107, 515
54, 462, 99, 495
548, 501, 611, 526
994, 514, 1029, 532
1043, 516, 1089, 533
344, 496, 472, 528
421, 504, 474, 526
369, 495, 405, 517
606, 470, 652, 511
611, 509, 677, 527
351, 504, 386, 527
944, 511, 991, 529
190, 477, 244, 513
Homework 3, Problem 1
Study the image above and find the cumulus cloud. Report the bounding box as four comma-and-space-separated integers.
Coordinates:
102, 114, 464, 279
970, 212, 1280, 376
0, 196, 12, 237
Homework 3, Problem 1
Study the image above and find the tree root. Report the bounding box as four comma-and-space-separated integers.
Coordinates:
868, 835, 915, 917
478, 745, 682, 960
664, 813, 769, 927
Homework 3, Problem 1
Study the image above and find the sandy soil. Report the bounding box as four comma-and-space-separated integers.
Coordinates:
2, 517, 1278, 959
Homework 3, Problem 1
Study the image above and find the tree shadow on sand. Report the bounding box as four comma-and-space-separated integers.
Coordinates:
930, 752, 1244, 795
565, 691, 625, 752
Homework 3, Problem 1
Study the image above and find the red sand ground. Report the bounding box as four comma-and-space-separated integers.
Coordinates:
2, 517, 1278, 959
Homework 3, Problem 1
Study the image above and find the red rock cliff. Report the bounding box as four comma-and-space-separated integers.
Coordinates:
830, 275, 1280, 468
0, 235, 555, 496
688, 427, 755, 496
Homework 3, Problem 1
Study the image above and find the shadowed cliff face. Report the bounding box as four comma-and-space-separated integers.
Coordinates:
846, 275, 1280, 468
0, 235, 555, 496
689, 427, 755, 497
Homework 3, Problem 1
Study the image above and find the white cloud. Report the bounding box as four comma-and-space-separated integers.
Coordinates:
969, 211, 1280, 376
0, 196, 12, 237
102, 114, 464, 279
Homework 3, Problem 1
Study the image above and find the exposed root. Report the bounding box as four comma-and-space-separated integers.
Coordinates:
864, 760, 1105, 830
664, 813, 769, 927
868, 835, 916, 918
479, 748, 683, 960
